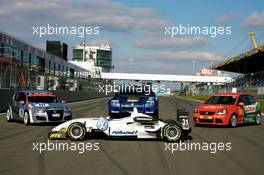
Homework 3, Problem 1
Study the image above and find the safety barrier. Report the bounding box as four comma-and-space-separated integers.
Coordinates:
0, 89, 111, 113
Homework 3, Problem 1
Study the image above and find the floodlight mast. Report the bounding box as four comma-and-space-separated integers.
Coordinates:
83, 34, 86, 62
249, 32, 258, 49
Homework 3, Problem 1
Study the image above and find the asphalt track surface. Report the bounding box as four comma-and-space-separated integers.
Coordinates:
0, 96, 263, 175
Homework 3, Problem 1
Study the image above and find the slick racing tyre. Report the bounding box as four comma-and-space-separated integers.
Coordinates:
6, 107, 14, 122
67, 122, 86, 141
256, 112, 261, 125
23, 111, 31, 126
162, 124, 181, 142
229, 115, 237, 128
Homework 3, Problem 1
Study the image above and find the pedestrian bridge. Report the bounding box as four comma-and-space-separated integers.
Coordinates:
101, 73, 233, 83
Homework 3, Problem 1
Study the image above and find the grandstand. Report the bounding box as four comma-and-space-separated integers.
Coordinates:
211, 32, 264, 93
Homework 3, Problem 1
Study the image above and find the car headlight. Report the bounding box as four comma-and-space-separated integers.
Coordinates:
146, 101, 155, 106
217, 109, 227, 115
64, 110, 72, 115
111, 100, 120, 106
34, 108, 46, 113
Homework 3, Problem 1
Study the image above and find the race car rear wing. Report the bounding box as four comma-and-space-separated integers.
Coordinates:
177, 109, 190, 130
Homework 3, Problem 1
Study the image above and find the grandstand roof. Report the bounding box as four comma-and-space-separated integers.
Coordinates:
211, 45, 264, 74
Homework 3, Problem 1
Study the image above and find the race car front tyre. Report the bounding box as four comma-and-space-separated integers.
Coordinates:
162, 124, 181, 142
67, 122, 86, 141
256, 112, 261, 125
23, 111, 31, 125
229, 115, 237, 128
6, 107, 14, 122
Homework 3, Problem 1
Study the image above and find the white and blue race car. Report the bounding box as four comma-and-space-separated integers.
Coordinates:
49, 108, 191, 142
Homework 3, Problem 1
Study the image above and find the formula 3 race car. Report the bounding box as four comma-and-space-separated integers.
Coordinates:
49, 108, 191, 142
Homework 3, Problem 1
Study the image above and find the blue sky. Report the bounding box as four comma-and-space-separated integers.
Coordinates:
0, 0, 263, 75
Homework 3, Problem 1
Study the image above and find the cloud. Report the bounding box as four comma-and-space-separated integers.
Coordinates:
137, 18, 170, 32
143, 51, 223, 61
0, 0, 223, 75
87, 39, 111, 46
113, 51, 221, 74
114, 50, 222, 66
132, 36, 207, 49
242, 12, 264, 27
216, 12, 240, 24
0, 0, 166, 33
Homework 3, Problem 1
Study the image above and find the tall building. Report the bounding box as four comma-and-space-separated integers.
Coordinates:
72, 42, 113, 72
46, 41, 68, 61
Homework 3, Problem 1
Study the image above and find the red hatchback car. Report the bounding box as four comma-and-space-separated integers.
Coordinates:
193, 93, 261, 127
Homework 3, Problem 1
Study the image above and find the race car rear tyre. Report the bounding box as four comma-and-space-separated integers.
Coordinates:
23, 111, 31, 126
162, 124, 181, 142
229, 115, 237, 128
67, 122, 86, 141
256, 112, 261, 125
6, 107, 14, 122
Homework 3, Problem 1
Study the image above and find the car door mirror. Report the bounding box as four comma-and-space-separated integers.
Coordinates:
61, 100, 66, 104
238, 102, 245, 107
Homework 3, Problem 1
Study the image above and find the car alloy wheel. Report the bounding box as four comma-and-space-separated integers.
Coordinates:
256, 113, 261, 125
67, 122, 86, 141
6, 108, 12, 122
23, 112, 30, 125
230, 115, 237, 127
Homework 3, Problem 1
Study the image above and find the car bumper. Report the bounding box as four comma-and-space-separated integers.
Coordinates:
110, 106, 157, 114
193, 113, 229, 125
29, 110, 72, 123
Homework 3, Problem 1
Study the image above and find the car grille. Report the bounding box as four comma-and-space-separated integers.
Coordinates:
122, 107, 143, 113
200, 111, 215, 115
122, 102, 143, 106
46, 110, 63, 121
199, 119, 213, 123
215, 119, 223, 123
36, 116, 46, 121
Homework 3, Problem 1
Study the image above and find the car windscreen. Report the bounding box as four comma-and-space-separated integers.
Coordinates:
27, 96, 61, 103
205, 96, 237, 105
115, 91, 155, 97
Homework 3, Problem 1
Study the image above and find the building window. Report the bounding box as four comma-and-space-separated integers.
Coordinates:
73, 49, 83, 61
